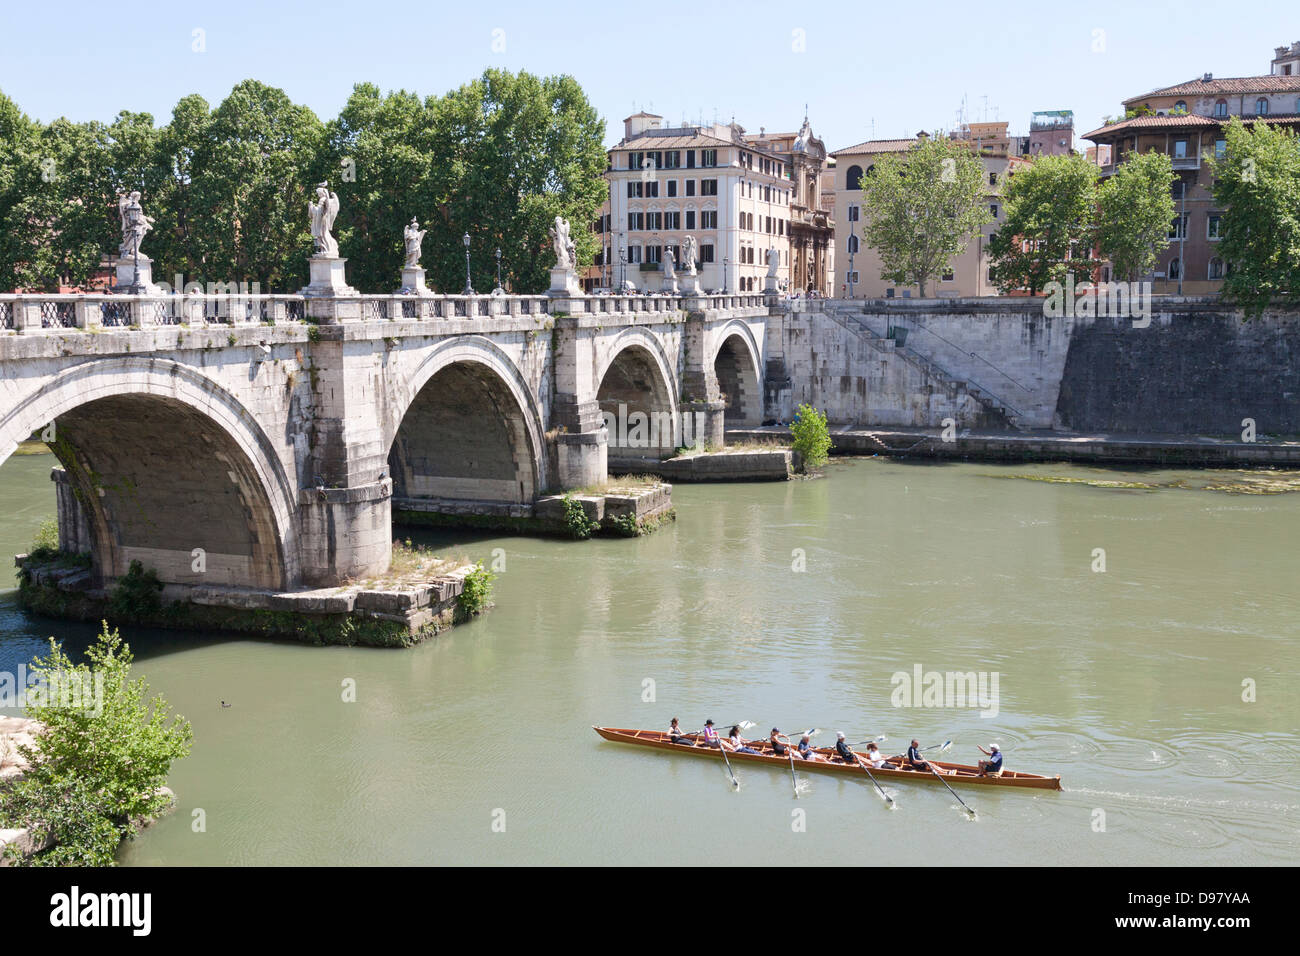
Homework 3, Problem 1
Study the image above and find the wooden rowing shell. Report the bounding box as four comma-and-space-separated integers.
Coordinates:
593, 726, 1063, 791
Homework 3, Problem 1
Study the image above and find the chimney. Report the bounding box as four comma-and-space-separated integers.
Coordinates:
1202, 72, 1213, 82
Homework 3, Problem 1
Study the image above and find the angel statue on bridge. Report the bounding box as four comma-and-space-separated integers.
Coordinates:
117, 191, 154, 260
550, 216, 576, 271
309, 182, 340, 257
681, 235, 698, 276
403, 217, 427, 269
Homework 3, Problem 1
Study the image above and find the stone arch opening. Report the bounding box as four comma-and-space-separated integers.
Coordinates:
46, 394, 287, 591
596, 343, 678, 463
388, 361, 539, 505
713, 333, 762, 428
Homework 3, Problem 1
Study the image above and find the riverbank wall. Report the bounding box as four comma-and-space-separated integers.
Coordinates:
763, 297, 1300, 438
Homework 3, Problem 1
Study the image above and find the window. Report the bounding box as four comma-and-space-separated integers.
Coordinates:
701, 149, 718, 167
942, 268, 954, 281
627, 245, 642, 264
765, 216, 772, 234
991, 203, 999, 219
1208, 257, 1224, 279
665, 211, 680, 230
846, 164, 864, 190
848, 204, 859, 222
1173, 139, 1188, 159
701, 179, 718, 196
846, 271, 859, 284
847, 235, 859, 254
686, 179, 696, 197
627, 151, 644, 171
645, 211, 662, 231
1168, 214, 1189, 240
1214, 99, 1229, 118
627, 181, 642, 198
1256, 97, 1270, 115
686, 151, 696, 169
701, 210, 718, 229
685, 210, 696, 230
1215, 139, 1227, 160
1168, 257, 1181, 279
989, 172, 998, 186
663, 151, 681, 169
885, 288, 895, 298
644, 180, 659, 198
667, 180, 677, 198
645, 244, 661, 264
1174, 100, 1187, 113
700, 244, 714, 263
627, 212, 643, 231
1207, 213, 1222, 240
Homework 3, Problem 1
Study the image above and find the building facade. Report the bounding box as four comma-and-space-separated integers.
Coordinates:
831, 124, 1030, 298
1084, 41, 1300, 294
599, 113, 793, 294
743, 116, 835, 295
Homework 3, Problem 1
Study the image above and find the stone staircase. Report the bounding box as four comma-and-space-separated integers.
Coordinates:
824, 310, 1023, 429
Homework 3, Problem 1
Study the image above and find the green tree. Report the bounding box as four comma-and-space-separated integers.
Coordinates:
0, 623, 192, 866
1208, 117, 1300, 316
422, 69, 607, 294
325, 83, 437, 293
1097, 150, 1175, 283
0, 89, 42, 290
989, 154, 1099, 294
858, 137, 991, 296
790, 403, 831, 472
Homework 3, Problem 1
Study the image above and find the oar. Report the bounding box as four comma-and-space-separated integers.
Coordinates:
718, 737, 740, 790
928, 761, 977, 820
851, 734, 888, 747
855, 754, 896, 808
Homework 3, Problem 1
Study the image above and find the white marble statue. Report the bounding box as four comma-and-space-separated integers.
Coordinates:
550, 216, 576, 271
117, 191, 154, 259
309, 183, 340, 257
681, 235, 699, 275
662, 245, 676, 279
766, 247, 780, 278
403, 217, 426, 269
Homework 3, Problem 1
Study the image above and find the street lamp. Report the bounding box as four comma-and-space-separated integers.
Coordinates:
618, 247, 627, 293
494, 247, 503, 293
722, 256, 729, 294
462, 232, 474, 295
848, 229, 856, 299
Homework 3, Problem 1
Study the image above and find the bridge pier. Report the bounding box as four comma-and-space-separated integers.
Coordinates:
550, 312, 609, 489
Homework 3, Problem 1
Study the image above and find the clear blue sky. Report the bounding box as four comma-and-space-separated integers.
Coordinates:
1, 0, 1295, 149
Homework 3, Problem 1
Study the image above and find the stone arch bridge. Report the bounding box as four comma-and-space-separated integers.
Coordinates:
0, 291, 769, 593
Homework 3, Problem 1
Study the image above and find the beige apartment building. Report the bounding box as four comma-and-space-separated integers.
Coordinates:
831, 123, 1031, 298
594, 112, 794, 294
1084, 41, 1300, 294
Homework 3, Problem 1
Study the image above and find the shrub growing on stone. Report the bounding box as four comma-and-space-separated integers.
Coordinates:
458, 565, 496, 617
107, 560, 163, 623
0, 623, 192, 866
562, 495, 600, 540
790, 403, 831, 472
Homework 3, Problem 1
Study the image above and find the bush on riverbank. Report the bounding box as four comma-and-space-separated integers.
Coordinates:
790, 404, 832, 472
0, 623, 192, 866
457, 565, 496, 617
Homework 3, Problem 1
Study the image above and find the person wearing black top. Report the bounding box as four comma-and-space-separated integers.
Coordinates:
834, 731, 858, 764
905, 739, 946, 774
769, 728, 791, 756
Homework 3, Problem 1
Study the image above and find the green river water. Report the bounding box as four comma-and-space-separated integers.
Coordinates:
1, 449, 1296, 865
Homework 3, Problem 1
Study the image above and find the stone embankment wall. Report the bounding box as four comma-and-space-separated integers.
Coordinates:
766, 297, 1300, 436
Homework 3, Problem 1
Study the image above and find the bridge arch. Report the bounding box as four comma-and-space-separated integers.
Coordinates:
389, 337, 547, 504
595, 328, 680, 461
0, 358, 296, 590
710, 320, 763, 427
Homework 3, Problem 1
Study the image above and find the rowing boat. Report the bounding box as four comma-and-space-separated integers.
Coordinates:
593, 726, 1063, 791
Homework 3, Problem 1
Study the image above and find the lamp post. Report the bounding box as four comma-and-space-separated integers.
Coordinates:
619, 247, 626, 293
847, 228, 856, 299
462, 232, 474, 295
722, 256, 729, 294
494, 247, 503, 292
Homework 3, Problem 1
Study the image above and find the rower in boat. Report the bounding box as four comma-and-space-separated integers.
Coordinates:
668, 717, 694, 746
977, 743, 1003, 777
863, 742, 888, 768
700, 719, 720, 748
834, 731, 856, 764
769, 728, 792, 756
796, 732, 820, 762
904, 739, 950, 775
728, 725, 760, 754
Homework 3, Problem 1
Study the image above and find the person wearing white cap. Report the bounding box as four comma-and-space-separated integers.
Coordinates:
833, 731, 856, 764
977, 743, 1004, 777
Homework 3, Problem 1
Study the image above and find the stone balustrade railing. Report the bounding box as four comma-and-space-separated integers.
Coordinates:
0, 291, 771, 333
